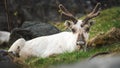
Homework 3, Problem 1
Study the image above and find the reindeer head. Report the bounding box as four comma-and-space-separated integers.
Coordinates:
59, 3, 101, 47
8, 38, 25, 58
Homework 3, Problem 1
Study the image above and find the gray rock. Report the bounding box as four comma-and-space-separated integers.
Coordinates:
21, 21, 60, 36
51, 52, 120, 68
0, 49, 21, 68
9, 28, 37, 45
9, 21, 60, 45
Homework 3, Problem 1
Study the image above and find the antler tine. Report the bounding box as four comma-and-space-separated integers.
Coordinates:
82, 3, 101, 27
88, 3, 101, 18
91, 3, 101, 14
59, 4, 77, 23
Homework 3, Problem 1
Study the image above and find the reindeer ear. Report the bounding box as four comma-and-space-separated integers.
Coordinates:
64, 20, 73, 28
84, 20, 95, 32
17, 46, 20, 49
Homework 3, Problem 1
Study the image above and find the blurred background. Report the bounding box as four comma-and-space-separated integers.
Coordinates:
0, 0, 120, 31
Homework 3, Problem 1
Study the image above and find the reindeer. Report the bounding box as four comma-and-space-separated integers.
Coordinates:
8, 3, 101, 60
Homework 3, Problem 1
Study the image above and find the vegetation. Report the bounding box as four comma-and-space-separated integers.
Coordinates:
26, 7, 120, 68
90, 7, 120, 38
26, 43, 120, 68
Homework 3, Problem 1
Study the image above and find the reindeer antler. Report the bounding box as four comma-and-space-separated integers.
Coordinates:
59, 4, 77, 24
81, 3, 101, 27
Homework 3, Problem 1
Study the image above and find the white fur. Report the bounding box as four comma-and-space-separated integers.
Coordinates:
8, 38, 25, 53
0, 31, 10, 45
8, 20, 89, 60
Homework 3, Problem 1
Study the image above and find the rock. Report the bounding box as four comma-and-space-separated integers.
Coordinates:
0, 49, 11, 62
21, 21, 60, 36
86, 52, 120, 68
0, 31, 10, 47
9, 21, 60, 45
0, 49, 24, 68
0, 62, 20, 68
51, 52, 120, 68
0, 50, 17, 68
9, 28, 37, 45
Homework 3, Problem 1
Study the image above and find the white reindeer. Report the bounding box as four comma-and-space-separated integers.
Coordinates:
8, 3, 101, 60
0, 31, 10, 46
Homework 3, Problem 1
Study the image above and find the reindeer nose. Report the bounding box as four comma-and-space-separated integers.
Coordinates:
76, 41, 85, 45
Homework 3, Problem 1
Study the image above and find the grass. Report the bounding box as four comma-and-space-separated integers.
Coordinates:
26, 43, 120, 68
90, 7, 120, 38
26, 7, 120, 68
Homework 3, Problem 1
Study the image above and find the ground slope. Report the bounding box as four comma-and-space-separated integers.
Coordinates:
26, 7, 120, 68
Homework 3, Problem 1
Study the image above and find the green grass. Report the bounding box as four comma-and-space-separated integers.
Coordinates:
26, 7, 120, 68
26, 43, 120, 68
90, 7, 120, 38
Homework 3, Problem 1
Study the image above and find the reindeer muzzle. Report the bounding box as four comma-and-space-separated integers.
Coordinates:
76, 41, 85, 45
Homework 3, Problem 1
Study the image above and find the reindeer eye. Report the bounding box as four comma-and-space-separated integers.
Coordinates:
71, 28, 76, 33
85, 27, 90, 32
